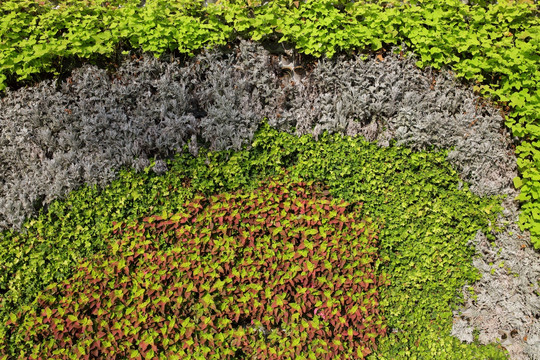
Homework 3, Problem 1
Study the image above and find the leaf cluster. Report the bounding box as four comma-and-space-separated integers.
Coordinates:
2, 174, 387, 359
1, 0, 537, 249
0, 121, 506, 358
0, 0, 231, 92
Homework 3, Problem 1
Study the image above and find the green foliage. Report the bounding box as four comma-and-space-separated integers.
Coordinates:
0, 121, 507, 358
0, 0, 232, 91
0, 0, 537, 248
249, 123, 507, 359
0, 161, 196, 341
1, 174, 387, 358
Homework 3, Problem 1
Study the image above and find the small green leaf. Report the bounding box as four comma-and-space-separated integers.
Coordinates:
514, 176, 523, 189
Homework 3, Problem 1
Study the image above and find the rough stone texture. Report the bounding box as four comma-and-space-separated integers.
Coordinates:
1, 39, 538, 358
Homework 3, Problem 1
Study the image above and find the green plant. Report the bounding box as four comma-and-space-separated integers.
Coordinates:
2, 174, 388, 359
0, 121, 507, 358
2, 0, 536, 251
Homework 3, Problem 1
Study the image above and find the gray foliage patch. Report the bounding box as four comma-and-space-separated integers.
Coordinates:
0, 57, 197, 230
0, 40, 285, 232
0, 39, 514, 229
188, 41, 279, 152
453, 193, 540, 360
0, 39, 538, 358
275, 49, 517, 199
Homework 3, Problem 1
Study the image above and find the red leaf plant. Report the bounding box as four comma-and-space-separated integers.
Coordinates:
1, 172, 389, 359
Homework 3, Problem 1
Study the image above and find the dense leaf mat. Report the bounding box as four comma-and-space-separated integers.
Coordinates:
0, 122, 507, 358
0, 0, 538, 248
3, 175, 387, 359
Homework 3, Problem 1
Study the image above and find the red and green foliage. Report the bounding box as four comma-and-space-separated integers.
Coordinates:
1, 173, 388, 359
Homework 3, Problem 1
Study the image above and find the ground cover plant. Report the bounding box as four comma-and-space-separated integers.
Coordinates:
1, 0, 538, 248
0, 0, 538, 358
0, 37, 515, 235
0, 122, 506, 358
2, 173, 387, 359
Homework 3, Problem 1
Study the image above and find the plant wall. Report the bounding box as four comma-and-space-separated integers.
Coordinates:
1, 0, 537, 248
0, 122, 506, 358
2, 173, 388, 359
0, 0, 537, 357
